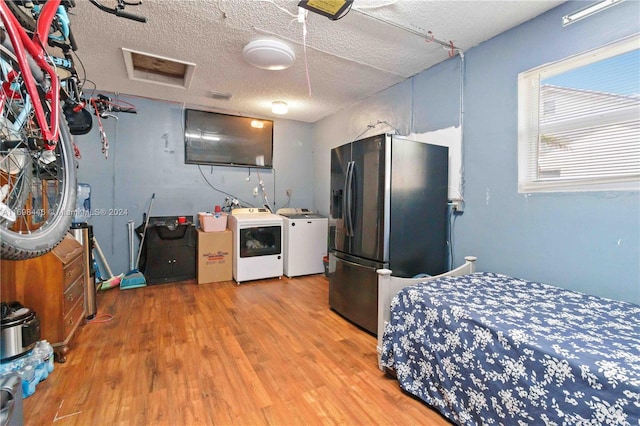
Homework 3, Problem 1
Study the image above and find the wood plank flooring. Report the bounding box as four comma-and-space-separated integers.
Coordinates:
23, 274, 451, 425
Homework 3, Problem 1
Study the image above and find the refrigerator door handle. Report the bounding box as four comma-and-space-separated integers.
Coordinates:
345, 160, 355, 237
342, 161, 351, 236
334, 253, 379, 272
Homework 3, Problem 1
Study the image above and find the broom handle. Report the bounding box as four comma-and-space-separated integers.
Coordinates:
93, 237, 115, 278
135, 193, 155, 269
127, 221, 135, 270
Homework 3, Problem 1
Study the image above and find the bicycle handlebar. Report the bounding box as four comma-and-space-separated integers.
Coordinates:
88, 0, 147, 23
109, 105, 136, 114
91, 95, 137, 115
114, 8, 146, 23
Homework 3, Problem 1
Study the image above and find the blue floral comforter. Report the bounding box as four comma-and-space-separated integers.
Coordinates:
380, 273, 640, 425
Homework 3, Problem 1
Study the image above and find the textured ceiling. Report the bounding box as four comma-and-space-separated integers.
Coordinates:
70, 0, 564, 122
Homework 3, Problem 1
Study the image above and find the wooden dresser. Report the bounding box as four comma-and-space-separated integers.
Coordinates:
0, 234, 86, 362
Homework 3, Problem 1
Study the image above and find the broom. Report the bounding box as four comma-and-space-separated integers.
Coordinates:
121, 193, 155, 290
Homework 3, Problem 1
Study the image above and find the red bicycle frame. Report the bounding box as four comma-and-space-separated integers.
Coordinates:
0, 0, 61, 148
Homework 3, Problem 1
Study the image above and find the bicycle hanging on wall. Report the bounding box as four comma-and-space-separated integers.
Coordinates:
0, 0, 145, 260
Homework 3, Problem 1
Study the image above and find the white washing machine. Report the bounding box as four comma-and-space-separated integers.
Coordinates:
228, 208, 283, 284
277, 208, 328, 278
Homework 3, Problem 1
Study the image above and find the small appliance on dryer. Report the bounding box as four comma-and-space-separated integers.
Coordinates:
228, 208, 283, 283
277, 208, 328, 278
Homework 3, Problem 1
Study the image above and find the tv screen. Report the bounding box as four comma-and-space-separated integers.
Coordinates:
184, 109, 273, 168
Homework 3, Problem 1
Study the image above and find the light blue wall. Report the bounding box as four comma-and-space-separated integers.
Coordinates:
312, 79, 413, 219
75, 96, 314, 276
459, 1, 639, 304
412, 58, 461, 133
75, 1, 639, 303
312, 1, 640, 304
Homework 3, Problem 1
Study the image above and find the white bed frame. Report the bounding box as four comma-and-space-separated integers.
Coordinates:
376, 256, 478, 371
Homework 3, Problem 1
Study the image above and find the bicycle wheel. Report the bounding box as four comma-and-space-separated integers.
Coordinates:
4, 2, 36, 34
0, 42, 77, 260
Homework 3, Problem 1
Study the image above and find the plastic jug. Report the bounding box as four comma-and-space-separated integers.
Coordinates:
73, 183, 91, 223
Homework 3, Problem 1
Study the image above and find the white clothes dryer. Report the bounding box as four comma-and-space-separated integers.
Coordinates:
228, 208, 283, 283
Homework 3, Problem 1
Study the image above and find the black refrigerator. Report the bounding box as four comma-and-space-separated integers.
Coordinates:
329, 133, 449, 334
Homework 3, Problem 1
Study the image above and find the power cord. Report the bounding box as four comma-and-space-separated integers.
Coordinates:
351, 119, 401, 143
447, 202, 463, 269
87, 313, 114, 324
198, 165, 254, 208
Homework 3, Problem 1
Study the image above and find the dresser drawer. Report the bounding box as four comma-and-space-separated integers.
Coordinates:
63, 297, 84, 340
64, 255, 83, 289
63, 274, 84, 318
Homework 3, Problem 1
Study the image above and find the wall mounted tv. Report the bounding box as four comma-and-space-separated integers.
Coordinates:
184, 109, 273, 168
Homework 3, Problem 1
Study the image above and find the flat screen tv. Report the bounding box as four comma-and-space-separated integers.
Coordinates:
184, 109, 273, 168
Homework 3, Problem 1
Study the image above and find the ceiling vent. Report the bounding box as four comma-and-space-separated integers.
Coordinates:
122, 48, 196, 89
242, 39, 295, 70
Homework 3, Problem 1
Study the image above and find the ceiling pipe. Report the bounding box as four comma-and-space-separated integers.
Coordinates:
353, 8, 461, 54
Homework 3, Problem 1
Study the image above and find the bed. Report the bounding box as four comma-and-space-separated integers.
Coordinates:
376, 257, 640, 425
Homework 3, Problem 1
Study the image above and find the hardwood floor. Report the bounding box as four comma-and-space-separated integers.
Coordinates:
23, 274, 451, 425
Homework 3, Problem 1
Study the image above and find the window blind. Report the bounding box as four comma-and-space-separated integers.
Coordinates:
518, 34, 639, 192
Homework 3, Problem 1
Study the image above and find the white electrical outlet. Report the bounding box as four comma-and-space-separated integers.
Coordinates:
286, 189, 292, 197
253, 187, 258, 196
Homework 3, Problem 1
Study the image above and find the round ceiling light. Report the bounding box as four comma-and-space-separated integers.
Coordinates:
242, 39, 295, 70
272, 101, 288, 115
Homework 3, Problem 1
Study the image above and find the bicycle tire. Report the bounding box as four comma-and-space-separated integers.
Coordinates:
4, 2, 36, 34
0, 42, 77, 260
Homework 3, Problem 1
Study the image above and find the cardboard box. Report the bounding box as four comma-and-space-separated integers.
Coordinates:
197, 229, 232, 284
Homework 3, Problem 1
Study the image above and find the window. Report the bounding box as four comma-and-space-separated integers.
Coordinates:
517, 34, 639, 193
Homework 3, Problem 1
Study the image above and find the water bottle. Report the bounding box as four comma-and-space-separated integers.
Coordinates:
39, 340, 55, 374
19, 363, 36, 397
31, 340, 53, 381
